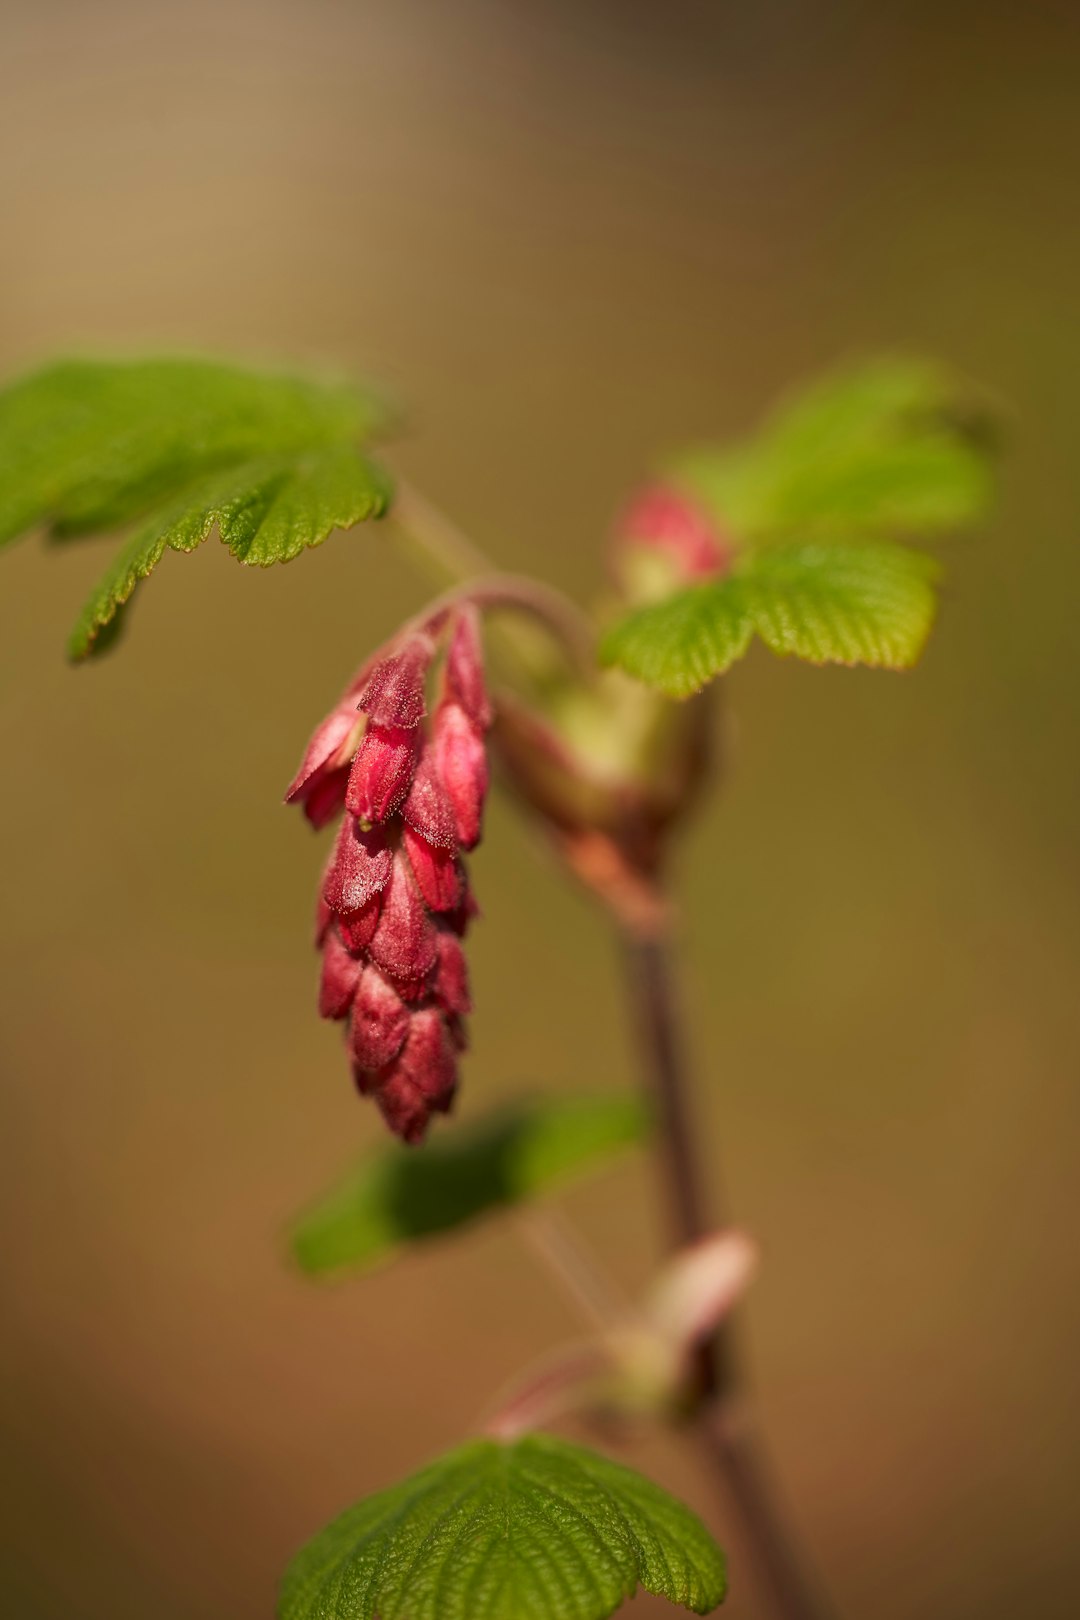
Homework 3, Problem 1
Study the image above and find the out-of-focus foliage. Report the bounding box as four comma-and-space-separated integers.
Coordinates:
603, 358, 996, 696
0, 358, 393, 657
290, 1095, 649, 1276
279, 1433, 726, 1620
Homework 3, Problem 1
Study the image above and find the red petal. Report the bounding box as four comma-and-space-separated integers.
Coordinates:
445, 1012, 469, 1054
445, 605, 492, 731
373, 1070, 432, 1143
322, 820, 393, 916
338, 893, 382, 952
358, 635, 434, 729
431, 928, 471, 1015
367, 849, 438, 981
432, 702, 488, 850
318, 929, 363, 1020
444, 875, 481, 938
403, 826, 463, 913
302, 764, 351, 830
401, 1008, 459, 1104
285, 707, 362, 804
401, 743, 458, 850
349, 966, 410, 1069
345, 724, 419, 824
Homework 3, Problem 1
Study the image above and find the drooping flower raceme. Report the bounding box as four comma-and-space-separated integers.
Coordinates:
286, 606, 491, 1142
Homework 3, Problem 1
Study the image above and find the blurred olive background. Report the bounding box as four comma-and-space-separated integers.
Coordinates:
1, 2, 1078, 1617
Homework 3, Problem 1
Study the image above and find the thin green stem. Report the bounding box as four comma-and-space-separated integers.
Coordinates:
389, 478, 492, 584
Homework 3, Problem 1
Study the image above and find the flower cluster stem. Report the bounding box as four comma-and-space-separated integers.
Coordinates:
623, 927, 834, 1620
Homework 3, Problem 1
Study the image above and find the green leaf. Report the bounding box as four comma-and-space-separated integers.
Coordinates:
602, 542, 940, 697
601, 581, 753, 699
743, 541, 940, 667
279, 1433, 726, 1620
671, 356, 994, 540
0, 357, 394, 657
291, 1095, 648, 1277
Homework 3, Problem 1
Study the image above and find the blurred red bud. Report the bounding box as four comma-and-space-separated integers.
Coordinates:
614, 483, 731, 589
445, 605, 493, 731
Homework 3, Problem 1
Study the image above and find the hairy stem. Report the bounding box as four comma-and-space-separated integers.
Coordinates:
624, 928, 833, 1620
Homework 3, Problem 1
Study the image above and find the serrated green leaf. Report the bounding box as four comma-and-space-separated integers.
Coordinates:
671, 356, 994, 540
601, 583, 753, 699
0, 357, 394, 657
65, 444, 391, 658
743, 542, 940, 667
291, 1096, 648, 1277
279, 1433, 726, 1620
602, 541, 940, 696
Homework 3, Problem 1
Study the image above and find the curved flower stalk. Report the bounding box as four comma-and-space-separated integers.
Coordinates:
286, 606, 491, 1142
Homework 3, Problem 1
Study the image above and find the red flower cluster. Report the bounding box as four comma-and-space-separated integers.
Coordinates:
286, 607, 491, 1142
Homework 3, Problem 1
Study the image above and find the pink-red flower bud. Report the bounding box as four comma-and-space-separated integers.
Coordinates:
337, 893, 382, 953
433, 701, 489, 850
445, 606, 493, 732
357, 634, 434, 729
285, 707, 364, 828
371, 1070, 430, 1141
322, 820, 393, 916
401, 744, 458, 850
402, 826, 463, 913
367, 848, 438, 982
444, 875, 480, 938
349, 965, 411, 1070
298, 765, 351, 831
431, 928, 471, 1016
345, 724, 418, 824
400, 1007, 458, 1104
318, 928, 364, 1020
613, 483, 731, 593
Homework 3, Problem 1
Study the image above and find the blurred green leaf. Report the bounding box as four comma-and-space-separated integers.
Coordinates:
0, 357, 393, 657
291, 1095, 648, 1277
601, 580, 753, 698
744, 541, 940, 666
671, 356, 995, 540
279, 1433, 726, 1620
605, 357, 995, 695
602, 541, 940, 697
